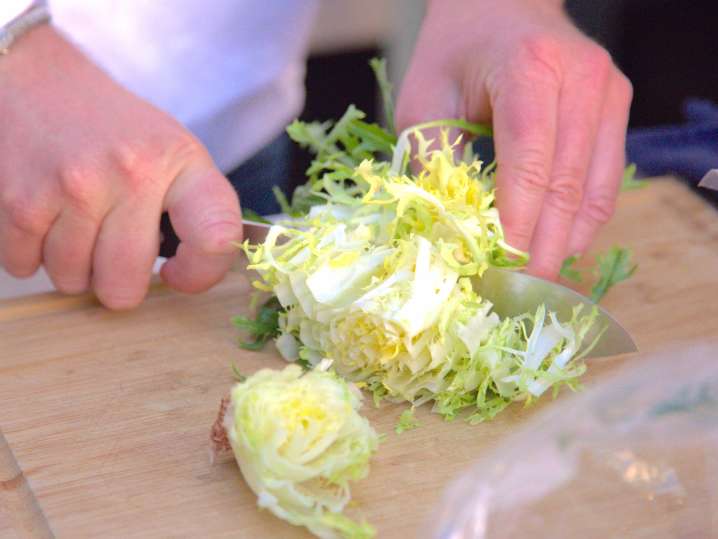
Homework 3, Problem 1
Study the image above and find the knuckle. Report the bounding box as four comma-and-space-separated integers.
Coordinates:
503, 219, 534, 249
58, 162, 102, 213
198, 210, 243, 254
548, 175, 584, 214
553, 163, 587, 186
578, 44, 612, 78
171, 131, 206, 163
508, 34, 564, 89
109, 140, 157, 193
1, 191, 48, 234
584, 193, 616, 224
109, 131, 201, 194
506, 152, 551, 193
613, 72, 634, 107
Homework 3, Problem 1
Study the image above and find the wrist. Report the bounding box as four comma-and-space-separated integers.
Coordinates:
427, 0, 565, 13
0, 24, 88, 87
0, 1, 51, 55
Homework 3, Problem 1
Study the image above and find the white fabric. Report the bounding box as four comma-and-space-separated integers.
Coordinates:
50, 1, 318, 172
0, 1, 36, 26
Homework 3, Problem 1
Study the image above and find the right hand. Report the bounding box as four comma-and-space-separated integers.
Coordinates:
396, 0, 632, 281
0, 25, 243, 309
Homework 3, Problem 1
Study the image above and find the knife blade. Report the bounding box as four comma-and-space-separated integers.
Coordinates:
242, 220, 274, 244
698, 169, 718, 191
472, 267, 637, 358
243, 220, 637, 358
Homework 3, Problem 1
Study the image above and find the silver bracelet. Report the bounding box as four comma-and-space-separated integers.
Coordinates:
0, 2, 51, 55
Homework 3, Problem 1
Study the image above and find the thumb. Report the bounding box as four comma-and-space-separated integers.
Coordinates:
160, 160, 243, 293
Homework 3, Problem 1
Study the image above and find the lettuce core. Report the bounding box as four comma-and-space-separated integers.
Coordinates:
226, 365, 378, 539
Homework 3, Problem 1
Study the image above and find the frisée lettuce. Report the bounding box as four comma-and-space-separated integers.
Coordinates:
242, 130, 601, 423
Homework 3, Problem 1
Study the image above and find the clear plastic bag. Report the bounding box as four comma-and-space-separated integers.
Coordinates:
429, 342, 718, 539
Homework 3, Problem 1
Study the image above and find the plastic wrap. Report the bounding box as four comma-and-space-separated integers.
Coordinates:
429, 342, 718, 539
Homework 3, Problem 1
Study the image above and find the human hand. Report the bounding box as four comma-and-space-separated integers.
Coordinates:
0, 26, 242, 309
396, 0, 632, 280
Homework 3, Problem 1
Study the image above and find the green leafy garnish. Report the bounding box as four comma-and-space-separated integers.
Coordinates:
395, 408, 421, 434
591, 247, 637, 303
232, 296, 282, 350
241, 208, 272, 224
621, 163, 648, 191
231, 362, 246, 382
295, 357, 312, 370
561, 247, 637, 303
284, 105, 397, 216
282, 183, 326, 217
287, 105, 396, 173
271, 185, 294, 216
560, 254, 583, 283
369, 57, 395, 134
390, 118, 493, 176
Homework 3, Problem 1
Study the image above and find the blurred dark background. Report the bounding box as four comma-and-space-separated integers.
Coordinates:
567, 0, 718, 127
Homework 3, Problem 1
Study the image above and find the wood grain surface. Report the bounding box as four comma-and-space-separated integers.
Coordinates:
1, 178, 717, 538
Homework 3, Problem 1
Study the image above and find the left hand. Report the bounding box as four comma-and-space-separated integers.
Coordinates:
395, 0, 633, 280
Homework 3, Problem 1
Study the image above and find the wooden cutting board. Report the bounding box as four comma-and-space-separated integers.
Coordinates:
2, 178, 718, 538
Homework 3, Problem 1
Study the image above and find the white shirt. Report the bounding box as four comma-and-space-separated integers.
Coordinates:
50, 1, 318, 172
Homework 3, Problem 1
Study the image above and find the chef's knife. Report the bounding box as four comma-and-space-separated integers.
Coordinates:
698, 169, 718, 191
242, 220, 637, 359
242, 219, 277, 244
472, 267, 637, 358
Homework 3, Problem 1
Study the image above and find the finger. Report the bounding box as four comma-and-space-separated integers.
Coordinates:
0, 214, 45, 277
92, 199, 162, 310
161, 162, 242, 293
395, 58, 460, 134
43, 209, 101, 294
160, 243, 236, 294
567, 73, 633, 256
526, 50, 612, 280
491, 71, 560, 254
0, 191, 57, 277
395, 65, 463, 166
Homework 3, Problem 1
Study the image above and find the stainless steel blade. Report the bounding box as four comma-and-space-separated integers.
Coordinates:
698, 169, 718, 191
472, 267, 637, 358
242, 220, 272, 244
